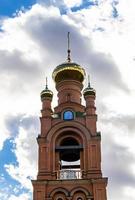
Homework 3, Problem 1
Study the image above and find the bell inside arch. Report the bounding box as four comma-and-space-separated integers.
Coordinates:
60, 137, 80, 162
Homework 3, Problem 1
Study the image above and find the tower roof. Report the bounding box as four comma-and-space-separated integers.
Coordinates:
83, 75, 96, 97
40, 77, 53, 101
52, 32, 85, 84
52, 61, 85, 83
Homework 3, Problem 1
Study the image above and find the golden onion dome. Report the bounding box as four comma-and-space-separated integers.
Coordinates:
52, 32, 85, 83
40, 78, 53, 101
52, 61, 85, 83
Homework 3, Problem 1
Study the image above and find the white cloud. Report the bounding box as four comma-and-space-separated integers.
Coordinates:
100, 122, 135, 200
63, 0, 83, 8
37, 0, 83, 10
5, 115, 39, 191
0, 117, 10, 150
8, 193, 31, 200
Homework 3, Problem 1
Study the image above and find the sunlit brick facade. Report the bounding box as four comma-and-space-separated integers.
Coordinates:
32, 42, 108, 200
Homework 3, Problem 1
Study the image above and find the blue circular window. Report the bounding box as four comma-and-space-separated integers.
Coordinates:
63, 110, 74, 120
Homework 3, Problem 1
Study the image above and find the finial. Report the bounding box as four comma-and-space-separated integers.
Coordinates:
45, 77, 48, 89
88, 75, 91, 88
67, 32, 71, 62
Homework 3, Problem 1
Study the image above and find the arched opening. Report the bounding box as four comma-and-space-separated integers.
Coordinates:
60, 137, 80, 162
73, 191, 86, 200
55, 135, 83, 179
54, 193, 66, 200
49, 188, 68, 199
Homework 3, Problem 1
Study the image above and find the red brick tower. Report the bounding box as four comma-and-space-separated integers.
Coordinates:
32, 34, 108, 200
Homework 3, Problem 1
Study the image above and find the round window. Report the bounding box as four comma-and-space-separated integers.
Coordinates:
63, 110, 74, 120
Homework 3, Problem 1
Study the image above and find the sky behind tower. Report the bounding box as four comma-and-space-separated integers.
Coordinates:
0, 0, 135, 200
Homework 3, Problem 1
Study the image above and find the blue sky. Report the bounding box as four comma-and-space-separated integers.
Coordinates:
0, 0, 96, 17
0, 0, 36, 17
0, 0, 118, 18
0, 0, 135, 200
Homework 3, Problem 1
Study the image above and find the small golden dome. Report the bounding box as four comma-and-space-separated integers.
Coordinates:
40, 78, 53, 101
40, 88, 53, 100
83, 86, 96, 97
83, 76, 96, 97
52, 61, 85, 83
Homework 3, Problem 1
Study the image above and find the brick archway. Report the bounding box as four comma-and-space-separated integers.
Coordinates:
70, 187, 91, 196
49, 187, 69, 199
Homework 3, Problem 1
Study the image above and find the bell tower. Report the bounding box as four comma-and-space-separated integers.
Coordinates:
32, 33, 108, 200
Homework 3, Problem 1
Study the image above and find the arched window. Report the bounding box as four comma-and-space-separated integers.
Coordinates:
63, 110, 74, 120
